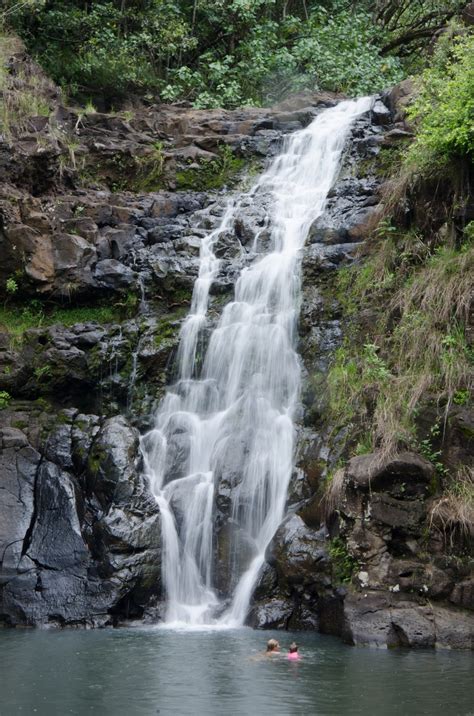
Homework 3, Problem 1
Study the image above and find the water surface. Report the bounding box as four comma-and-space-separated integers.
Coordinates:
1, 627, 473, 715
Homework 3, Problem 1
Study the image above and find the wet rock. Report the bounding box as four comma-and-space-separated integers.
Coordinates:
28, 460, 89, 572
370, 494, 426, 531
43, 415, 76, 470
248, 598, 294, 629
384, 79, 415, 123
463, 1, 474, 24
273, 514, 330, 586
0, 427, 38, 574
450, 580, 474, 610
0, 409, 161, 626
371, 99, 391, 125
88, 416, 142, 507
432, 605, 474, 649
341, 592, 474, 649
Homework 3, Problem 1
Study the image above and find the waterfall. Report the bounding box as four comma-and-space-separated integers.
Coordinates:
141, 97, 373, 627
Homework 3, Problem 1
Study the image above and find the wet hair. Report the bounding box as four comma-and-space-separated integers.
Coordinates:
289, 642, 298, 653
266, 638, 279, 652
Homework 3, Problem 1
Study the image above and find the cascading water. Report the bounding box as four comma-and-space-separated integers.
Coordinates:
141, 96, 373, 627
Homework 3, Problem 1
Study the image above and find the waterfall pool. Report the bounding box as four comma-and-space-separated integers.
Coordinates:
1, 627, 472, 715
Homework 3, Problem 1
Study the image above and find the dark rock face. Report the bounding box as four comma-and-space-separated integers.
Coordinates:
248, 515, 332, 630
319, 452, 474, 649
0, 413, 160, 627
252, 448, 474, 648
341, 593, 473, 650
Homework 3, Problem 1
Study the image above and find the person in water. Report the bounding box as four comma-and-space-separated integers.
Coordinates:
287, 642, 301, 660
266, 638, 280, 655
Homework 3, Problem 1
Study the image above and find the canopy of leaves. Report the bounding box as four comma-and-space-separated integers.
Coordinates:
1, 0, 466, 107
407, 27, 474, 166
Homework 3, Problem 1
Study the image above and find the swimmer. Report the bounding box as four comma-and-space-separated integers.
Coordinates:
287, 642, 301, 660
266, 638, 280, 655
249, 638, 281, 661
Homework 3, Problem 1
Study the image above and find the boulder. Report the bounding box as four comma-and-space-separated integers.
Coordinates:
273, 514, 330, 586
346, 451, 434, 496
88, 416, 142, 507
94, 259, 135, 289
384, 79, 415, 122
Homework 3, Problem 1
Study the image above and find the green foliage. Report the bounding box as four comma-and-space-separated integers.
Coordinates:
0, 302, 120, 336
407, 28, 474, 168
153, 315, 183, 346
288, 8, 403, 96
430, 465, 474, 548
453, 389, 470, 406
34, 364, 52, 382
327, 341, 391, 430
5, 0, 406, 108
134, 142, 165, 192
0, 30, 52, 137
328, 537, 358, 584
463, 221, 474, 242
354, 433, 374, 456
5, 276, 18, 295
115, 290, 139, 319
78, 142, 165, 192
0, 390, 11, 409
419, 421, 448, 477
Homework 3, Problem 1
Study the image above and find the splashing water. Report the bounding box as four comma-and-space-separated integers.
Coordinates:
141, 97, 373, 627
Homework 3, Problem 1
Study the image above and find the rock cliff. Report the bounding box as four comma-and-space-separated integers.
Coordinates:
0, 44, 472, 647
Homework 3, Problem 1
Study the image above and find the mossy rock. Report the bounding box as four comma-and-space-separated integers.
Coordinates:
175, 147, 246, 191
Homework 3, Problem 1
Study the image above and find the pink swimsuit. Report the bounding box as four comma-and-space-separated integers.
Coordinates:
288, 652, 300, 660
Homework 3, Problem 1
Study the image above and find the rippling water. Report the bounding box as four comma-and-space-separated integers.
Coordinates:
1, 628, 473, 715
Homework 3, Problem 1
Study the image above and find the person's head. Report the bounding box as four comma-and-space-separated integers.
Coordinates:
266, 638, 280, 652
289, 642, 298, 653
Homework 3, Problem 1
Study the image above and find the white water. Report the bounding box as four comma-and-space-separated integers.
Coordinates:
141, 97, 373, 627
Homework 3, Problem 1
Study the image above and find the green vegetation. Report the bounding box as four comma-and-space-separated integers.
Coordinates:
0, 30, 53, 137
327, 231, 473, 458
154, 317, 181, 345
3, 1, 465, 108
78, 142, 166, 192
430, 467, 474, 548
406, 28, 474, 168
328, 537, 358, 584
419, 422, 448, 478
5, 276, 18, 296
0, 390, 11, 409
176, 147, 245, 191
0, 302, 121, 336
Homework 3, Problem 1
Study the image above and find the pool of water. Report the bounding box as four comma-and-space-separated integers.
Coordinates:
0, 627, 473, 715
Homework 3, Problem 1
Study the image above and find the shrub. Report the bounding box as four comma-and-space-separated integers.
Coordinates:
328, 537, 358, 584
0, 390, 11, 409
406, 28, 474, 167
